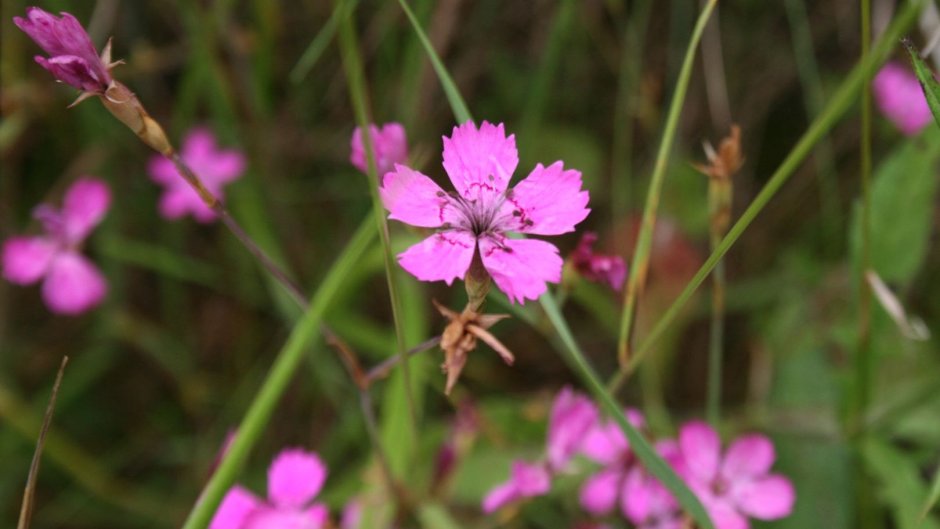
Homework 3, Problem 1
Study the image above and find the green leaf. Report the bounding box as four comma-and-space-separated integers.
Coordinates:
862, 438, 940, 529
850, 128, 940, 282
903, 39, 940, 130
921, 465, 940, 522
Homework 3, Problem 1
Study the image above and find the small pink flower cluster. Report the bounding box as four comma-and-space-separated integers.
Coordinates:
483, 389, 795, 529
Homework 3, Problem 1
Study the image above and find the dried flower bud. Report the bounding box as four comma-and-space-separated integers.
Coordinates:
434, 300, 511, 394
695, 125, 742, 236
100, 81, 173, 155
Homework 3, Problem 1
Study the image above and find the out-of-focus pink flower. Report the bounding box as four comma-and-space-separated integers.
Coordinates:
577, 410, 651, 519
546, 387, 599, 471
873, 62, 933, 136
351, 123, 408, 177
210, 448, 329, 529
381, 121, 590, 303
340, 499, 361, 529
678, 421, 795, 529
482, 460, 552, 513
148, 128, 245, 223
569, 232, 627, 291
2, 178, 109, 315
623, 441, 685, 529
13, 7, 113, 93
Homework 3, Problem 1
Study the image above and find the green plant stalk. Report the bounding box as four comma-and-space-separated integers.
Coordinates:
612, 0, 924, 385
706, 228, 726, 426
336, 5, 417, 431
783, 0, 843, 249
616, 0, 717, 367
520, 0, 575, 138
289, 0, 357, 84
395, 3, 713, 526
179, 216, 376, 529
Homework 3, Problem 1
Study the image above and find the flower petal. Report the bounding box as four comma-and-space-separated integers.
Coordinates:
2, 237, 56, 285
35, 54, 104, 92
351, 123, 409, 177
267, 448, 327, 508
380, 165, 460, 228
679, 421, 721, 484
732, 474, 795, 520
511, 460, 551, 496
579, 467, 621, 515
580, 422, 628, 465
479, 236, 562, 304
42, 252, 107, 314
397, 231, 475, 285
721, 434, 775, 481
498, 162, 590, 235
209, 486, 260, 529
61, 177, 110, 244
442, 121, 518, 199
708, 501, 751, 529
149, 155, 182, 185
245, 506, 326, 529
482, 480, 519, 514
873, 62, 933, 136
546, 388, 598, 471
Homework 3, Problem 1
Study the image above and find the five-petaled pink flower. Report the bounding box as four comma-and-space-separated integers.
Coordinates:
350, 122, 408, 177
380, 121, 590, 303
872, 62, 933, 136
210, 448, 330, 529
14, 7, 113, 93
678, 421, 795, 529
148, 128, 246, 223
569, 232, 627, 291
2, 178, 110, 315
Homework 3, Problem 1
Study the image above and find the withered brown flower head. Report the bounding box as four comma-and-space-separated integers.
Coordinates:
695, 124, 743, 181
434, 300, 513, 394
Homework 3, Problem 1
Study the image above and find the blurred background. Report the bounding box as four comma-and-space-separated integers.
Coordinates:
1, 0, 939, 527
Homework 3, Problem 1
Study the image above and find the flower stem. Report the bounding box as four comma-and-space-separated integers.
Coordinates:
336, 3, 418, 436
607, 0, 924, 391
179, 215, 376, 529
616, 0, 718, 367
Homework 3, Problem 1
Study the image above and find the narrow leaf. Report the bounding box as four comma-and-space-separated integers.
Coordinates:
17, 356, 68, 529
921, 464, 940, 523
903, 38, 940, 130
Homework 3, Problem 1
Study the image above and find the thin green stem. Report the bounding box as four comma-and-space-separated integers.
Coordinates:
616, 0, 717, 367
336, 5, 417, 432
608, 0, 924, 391
179, 216, 376, 529
706, 240, 725, 426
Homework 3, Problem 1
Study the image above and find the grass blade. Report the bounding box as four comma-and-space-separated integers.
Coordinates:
289, 0, 357, 84
17, 356, 68, 529
615, 0, 717, 366
903, 38, 940, 129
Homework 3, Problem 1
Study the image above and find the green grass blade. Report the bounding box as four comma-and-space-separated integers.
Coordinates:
624, 0, 924, 372
540, 296, 715, 529
289, 0, 357, 84
615, 0, 717, 366
903, 38, 940, 129
397, 0, 473, 123
180, 216, 376, 529
921, 464, 940, 522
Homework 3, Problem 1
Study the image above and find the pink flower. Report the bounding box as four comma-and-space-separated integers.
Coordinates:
13, 7, 112, 93
350, 123, 409, 177
210, 448, 330, 529
569, 232, 627, 291
148, 128, 246, 222
678, 421, 795, 529
340, 500, 362, 529
577, 410, 653, 520
380, 121, 590, 303
482, 460, 552, 513
547, 387, 599, 471
872, 62, 933, 136
2, 178, 110, 315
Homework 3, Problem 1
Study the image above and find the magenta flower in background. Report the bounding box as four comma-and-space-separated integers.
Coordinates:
872, 61, 933, 136
210, 448, 329, 529
148, 128, 246, 223
678, 421, 795, 529
577, 410, 650, 519
13, 7, 112, 93
546, 387, 599, 471
569, 232, 627, 291
381, 121, 590, 303
482, 460, 552, 513
350, 122, 409, 177
2, 178, 110, 315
